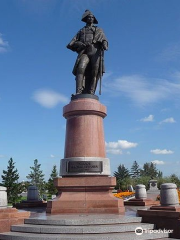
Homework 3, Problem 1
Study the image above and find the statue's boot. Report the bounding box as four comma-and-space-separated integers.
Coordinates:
89, 77, 98, 95
76, 75, 84, 94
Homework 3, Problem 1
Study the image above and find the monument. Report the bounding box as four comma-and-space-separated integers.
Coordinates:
46, 10, 124, 214
0, 186, 30, 233
148, 179, 159, 191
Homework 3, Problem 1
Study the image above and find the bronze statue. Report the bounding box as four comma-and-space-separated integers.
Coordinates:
67, 10, 108, 95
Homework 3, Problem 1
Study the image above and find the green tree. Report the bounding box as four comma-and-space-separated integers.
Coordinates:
1, 158, 22, 204
157, 170, 163, 178
170, 174, 180, 187
114, 164, 130, 190
26, 159, 45, 196
130, 160, 141, 178
140, 162, 158, 179
46, 165, 58, 195
114, 164, 130, 180
133, 176, 151, 189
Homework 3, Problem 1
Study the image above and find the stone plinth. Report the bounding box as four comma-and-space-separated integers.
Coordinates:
124, 184, 159, 206
60, 97, 110, 177
15, 201, 47, 209
0, 187, 7, 207
0, 208, 30, 233
47, 95, 124, 214
138, 206, 180, 239
160, 183, 179, 206
137, 183, 180, 238
63, 97, 106, 158
46, 176, 124, 214
124, 199, 159, 206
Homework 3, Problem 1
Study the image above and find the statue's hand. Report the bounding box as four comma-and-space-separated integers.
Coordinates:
102, 41, 108, 50
74, 41, 86, 53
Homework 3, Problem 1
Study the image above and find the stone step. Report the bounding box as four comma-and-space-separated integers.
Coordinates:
24, 216, 142, 226
11, 222, 154, 234
0, 231, 169, 240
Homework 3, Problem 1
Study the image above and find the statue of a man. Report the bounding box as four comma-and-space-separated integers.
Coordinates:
67, 10, 108, 95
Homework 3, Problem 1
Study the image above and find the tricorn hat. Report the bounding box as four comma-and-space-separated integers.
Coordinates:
81, 10, 98, 24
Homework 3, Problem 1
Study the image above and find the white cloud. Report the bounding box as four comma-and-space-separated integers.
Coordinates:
0, 155, 5, 158
106, 140, 138, 149
106, 149, 122, 155
32, 89, 69, 108
0, 33, 9, 53
159, 117, 176, 124
103, 74, 180, 107
106, 139, 138, 155
50, 154, 55, 158
140, 114, 154, 122
150, 149, 174, 155
151, 160, 165, 165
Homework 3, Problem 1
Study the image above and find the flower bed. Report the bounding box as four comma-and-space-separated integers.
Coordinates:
114, 191, 135, 200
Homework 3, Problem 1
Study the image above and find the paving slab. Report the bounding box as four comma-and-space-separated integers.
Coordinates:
25, 215, 142, 225
11, 222, 154, 234
0, 231, 169, 240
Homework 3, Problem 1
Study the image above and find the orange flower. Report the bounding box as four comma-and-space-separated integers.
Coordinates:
178, 189, 180, 202
114, 191, 135, 199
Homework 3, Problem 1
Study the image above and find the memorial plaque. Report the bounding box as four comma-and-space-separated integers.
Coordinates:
68, 161, 103, 173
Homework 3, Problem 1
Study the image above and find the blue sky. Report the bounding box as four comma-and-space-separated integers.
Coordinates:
1, 0, 180, 181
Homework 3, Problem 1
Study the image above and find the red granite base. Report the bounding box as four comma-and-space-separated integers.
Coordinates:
46, 176, 125, 214
124, 198, 160, 206
0, 207, 30, 233
137, 205, 180, 239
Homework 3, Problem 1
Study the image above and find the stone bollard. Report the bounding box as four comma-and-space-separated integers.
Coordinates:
27, 185, 39, 201
135, 184, 147, 199
0, 186, 7, 207
160, 183, 179, 206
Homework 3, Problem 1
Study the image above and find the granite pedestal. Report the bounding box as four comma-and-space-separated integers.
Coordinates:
137, 183, 180, 238
0, 187, 30, 233
125, 184, 159, 206
47, 95, 124, 214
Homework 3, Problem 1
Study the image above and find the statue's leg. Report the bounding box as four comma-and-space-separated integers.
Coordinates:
89, 54, 100, 94
76, 55, 89, 94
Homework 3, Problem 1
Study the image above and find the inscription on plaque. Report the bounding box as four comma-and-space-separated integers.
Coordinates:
68, 161, 103, 173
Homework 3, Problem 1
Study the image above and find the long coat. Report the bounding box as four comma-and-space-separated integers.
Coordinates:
67, 26, 108, 80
